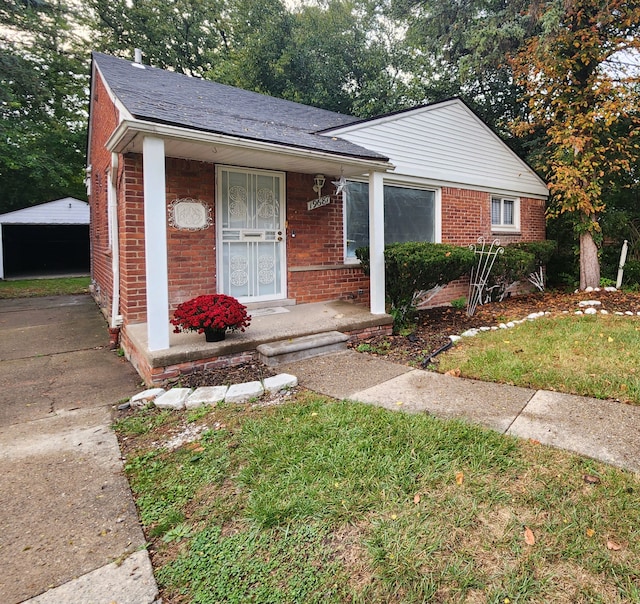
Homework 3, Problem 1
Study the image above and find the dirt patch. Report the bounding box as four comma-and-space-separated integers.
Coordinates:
170, 361, 279, 389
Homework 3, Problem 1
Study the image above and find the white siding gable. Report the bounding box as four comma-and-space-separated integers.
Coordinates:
326, 99, 549, 199
0, 198, 90, 225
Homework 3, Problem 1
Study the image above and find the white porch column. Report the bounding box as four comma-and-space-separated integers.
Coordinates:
368, 171, 385, 314
143, 136, 170, 350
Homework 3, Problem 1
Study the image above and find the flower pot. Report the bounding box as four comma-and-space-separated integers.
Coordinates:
204, 327, 226, 342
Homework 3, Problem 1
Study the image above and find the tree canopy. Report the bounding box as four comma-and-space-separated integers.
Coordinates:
0, 0, 88, 212
510, 0, 640, 288
2, 0, 639, 291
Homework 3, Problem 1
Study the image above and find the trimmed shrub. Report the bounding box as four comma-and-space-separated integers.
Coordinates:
357, 242, 475, 328
484, 240, 557, 302
510, 240, 557, 267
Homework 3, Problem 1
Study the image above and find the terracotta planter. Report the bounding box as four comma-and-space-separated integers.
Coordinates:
204, 328, 226, 342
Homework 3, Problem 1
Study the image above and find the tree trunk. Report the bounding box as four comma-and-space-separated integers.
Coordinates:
579, 231, 600, 290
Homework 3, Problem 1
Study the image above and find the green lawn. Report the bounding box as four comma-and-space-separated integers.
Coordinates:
438, 314, 640, 404
0, 276, 91, 298
116, 395, 640, 603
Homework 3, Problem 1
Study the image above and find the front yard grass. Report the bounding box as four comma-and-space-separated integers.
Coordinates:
438, 314, 640, 404
0, 276, 90, 298
116, 393, 640, 603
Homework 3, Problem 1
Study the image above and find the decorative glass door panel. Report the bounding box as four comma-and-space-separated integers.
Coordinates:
217, 167, 286, 302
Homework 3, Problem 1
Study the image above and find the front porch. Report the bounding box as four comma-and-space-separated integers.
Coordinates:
122, 300, 393, 385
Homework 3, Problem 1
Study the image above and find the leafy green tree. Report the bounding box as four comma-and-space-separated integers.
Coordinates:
387, 0, 535, 135
90, 0, 410, 118
510, 0, 640, 289
0, 0, 88, 213
208, 0, 413, 117
88, 0, 230, 77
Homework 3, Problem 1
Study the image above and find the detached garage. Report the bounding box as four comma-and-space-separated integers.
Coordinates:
0, 197, 90, 279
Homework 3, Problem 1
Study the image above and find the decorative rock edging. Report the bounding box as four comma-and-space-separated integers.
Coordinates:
126, 373, 298, 411
451, 294, 640, 343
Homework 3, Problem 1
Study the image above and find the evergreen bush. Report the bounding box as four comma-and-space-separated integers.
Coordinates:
356, 242, 475, 328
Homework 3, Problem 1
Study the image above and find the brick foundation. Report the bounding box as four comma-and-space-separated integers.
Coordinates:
121, 321, 393, 386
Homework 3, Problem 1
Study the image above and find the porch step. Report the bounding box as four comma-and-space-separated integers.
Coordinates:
256, 331, 349, 367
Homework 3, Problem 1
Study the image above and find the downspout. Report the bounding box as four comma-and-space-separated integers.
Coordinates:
109, 153, 122, 345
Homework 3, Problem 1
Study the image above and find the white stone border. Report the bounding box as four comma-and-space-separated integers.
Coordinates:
452, 297, 640, 342
128, 373, 298, 411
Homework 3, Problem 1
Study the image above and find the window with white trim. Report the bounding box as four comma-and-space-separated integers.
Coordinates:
491, 197, 519, 231
345, 181, 436, 259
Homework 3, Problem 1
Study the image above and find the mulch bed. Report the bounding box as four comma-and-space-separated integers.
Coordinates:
349, 289, 640, 367
168, 290, 640, 387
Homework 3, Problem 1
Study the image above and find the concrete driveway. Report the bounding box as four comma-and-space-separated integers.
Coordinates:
0, 295, 155, 603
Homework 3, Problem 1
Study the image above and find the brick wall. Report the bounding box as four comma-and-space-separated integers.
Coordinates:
105, 151, 547, 325
430, 190, 547, 307
88, 72, 120, 317
286, 172, 370, 303
166, 158, 216, 309
119, 155, 217, 324
440, 188, 546, 245
118, 154, 146, 324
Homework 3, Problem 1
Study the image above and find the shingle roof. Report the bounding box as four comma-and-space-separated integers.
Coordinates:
92, 52, 387, 161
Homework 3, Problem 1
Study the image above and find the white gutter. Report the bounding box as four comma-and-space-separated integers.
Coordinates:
105, 119, 394, 173
109, 153, 122, 328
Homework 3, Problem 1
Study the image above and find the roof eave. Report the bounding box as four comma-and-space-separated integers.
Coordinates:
106, 119, 395, 173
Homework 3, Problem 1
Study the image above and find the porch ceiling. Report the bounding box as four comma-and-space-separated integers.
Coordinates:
108, 119, 395, 179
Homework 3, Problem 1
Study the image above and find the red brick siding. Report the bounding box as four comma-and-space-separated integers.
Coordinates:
441, 187, 489, 245
118, 154, 146, 324
286, 173, 344, 266
166, 158, 216, 309
117, 156, 218, 324
286, 172, 370, 303
88, 73, 120, 317
428, 192, 547, 307
440, 188, 546, 245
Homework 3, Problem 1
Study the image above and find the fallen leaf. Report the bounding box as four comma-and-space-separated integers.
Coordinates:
524, 527, 536, 546
583, 474, 601, 485
529, 439, 541, 445
607, 539, 623, 551
455, 471, 464, 485
445, 368, 461, 377
390, 514, 397, 520
396, 401, 404, 406
608, 336, 614, 343
413, 493, 421, 504
586, 528, 595, 538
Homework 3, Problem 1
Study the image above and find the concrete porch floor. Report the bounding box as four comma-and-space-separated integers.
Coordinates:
125, 300, 392, 381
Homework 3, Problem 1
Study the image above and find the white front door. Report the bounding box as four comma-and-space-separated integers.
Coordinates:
216, 166, 286, 303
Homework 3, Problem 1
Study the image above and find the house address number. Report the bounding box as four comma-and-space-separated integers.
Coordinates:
307, 195, 331, 211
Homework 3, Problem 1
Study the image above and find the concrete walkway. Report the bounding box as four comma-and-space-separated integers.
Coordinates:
0, 295, 158, 604
281, 350, 640, 475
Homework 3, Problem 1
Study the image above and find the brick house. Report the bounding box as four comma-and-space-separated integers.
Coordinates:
87, 52, 548, 380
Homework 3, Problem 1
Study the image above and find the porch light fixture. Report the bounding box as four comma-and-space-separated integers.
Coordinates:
312, 174, 326, 197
